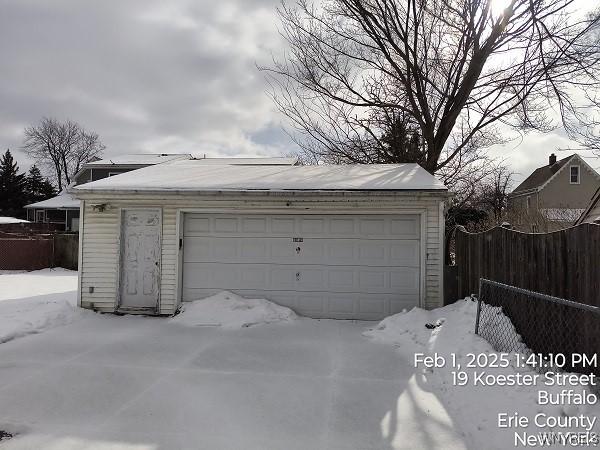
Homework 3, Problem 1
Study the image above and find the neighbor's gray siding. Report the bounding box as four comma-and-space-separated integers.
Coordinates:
538, 160, 600, 209
78, 193, 446, 315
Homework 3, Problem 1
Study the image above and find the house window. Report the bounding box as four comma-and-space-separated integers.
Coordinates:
35, 210, 45, 223
570, 165, 580, 184
108, 172, 120, 177
526, 196, 531, 211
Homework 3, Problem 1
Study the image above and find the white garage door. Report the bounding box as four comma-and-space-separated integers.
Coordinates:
181, 214, 421, 320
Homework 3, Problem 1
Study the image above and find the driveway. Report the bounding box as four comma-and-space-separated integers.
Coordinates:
0, 313, 467, 450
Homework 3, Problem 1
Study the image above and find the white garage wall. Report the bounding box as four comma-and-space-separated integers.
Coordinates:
78, 193, 446, 315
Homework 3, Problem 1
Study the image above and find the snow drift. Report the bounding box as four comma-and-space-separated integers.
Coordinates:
364, 299, 600, 449
0, 269, 82, 344
171, 291, 297, 329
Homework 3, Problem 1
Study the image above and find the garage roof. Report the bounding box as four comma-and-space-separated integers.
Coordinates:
72, 161, 447, 193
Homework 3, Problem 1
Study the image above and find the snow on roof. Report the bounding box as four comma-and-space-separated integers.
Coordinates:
86, 153, 191, 166
25, 192, 80, 209
188, 157, 298, 165
73, 161, 447, 193
0, 217, 29, 224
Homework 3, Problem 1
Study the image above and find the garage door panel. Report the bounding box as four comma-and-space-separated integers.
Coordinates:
183, 263, 417, 295
390, 218, 420, 238
390, 268, 420, 292
328, 269, 354, 289
271, 218, 295, 234
359, 218, 386, 236
183, 214, 420, 239
214, 217, 238, 233
240, 267, 267, 286
357, 270, 386, 291
182, 213, 421, 319
184, 236, 418, 267
241, 217, 267, 233
269, 267, 297, 290
241, 241, 268, 258
184, 217, 210, 234
390, 241, 420, 266
329, 218, 355, 234
213, 240, 237, 258
328, 294, 357, 314
269, 240, 296, 258
327, 241, 354, 260
299, 217, 325, 234
294, 293, 325, 315
358, 295, 387, 315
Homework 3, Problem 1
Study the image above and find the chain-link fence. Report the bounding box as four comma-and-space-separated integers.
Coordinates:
475, 279, 600, 377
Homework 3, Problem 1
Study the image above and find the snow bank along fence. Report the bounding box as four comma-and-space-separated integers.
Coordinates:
475, 279, 600, 377
454, 223, 600, 311
0, 232, 78, 270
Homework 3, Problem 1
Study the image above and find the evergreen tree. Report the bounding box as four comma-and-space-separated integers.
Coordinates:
24, 165, 56, 204
0, 149, 27, 217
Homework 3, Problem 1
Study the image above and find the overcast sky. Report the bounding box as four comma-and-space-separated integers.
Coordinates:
0, 0, 598, 186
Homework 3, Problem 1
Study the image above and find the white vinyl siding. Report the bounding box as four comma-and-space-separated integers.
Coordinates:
78, 193, 446, 315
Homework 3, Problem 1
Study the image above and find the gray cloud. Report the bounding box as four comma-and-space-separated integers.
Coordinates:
0, 0, 597, 186
0, 0, 293, 168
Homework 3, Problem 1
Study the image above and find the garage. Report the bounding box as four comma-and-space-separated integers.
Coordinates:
181, 213, 421, 319
73, 161, 448, 318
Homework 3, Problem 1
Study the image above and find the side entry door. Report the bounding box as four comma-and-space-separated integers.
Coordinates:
118, 209, 161, 312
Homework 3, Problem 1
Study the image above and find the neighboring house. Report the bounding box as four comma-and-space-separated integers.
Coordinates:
24, 154, 298, 231
72, 153, 192, 184
24, 153, 191, 231
24, 191, 80, 232
576, 185, 600, 225
507, 153, 600, 232
72, 162, 449, 320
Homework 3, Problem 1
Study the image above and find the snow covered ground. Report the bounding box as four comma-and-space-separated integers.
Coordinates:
0, 269, 84, 344
365, 300, 600, 449
0, 271, 597, 449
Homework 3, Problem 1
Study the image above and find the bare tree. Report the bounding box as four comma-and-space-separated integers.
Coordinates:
444, 161, 514, 261
477, 165, 514, 223
22, 117, 105, 190
264, 0, 600, 174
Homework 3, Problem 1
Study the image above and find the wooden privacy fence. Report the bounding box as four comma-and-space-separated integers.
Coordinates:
0, 233, 79, 271
454, 223, 600, 308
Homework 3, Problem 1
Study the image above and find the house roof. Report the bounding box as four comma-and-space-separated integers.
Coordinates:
84, 154, 298, 168
576, 185, 600, 224
0, 217, 29, 224
72, 162, 447, 193
187, 157, 299, 165
25, 191, 80, 209
511, 155, 574, 194
85, 153, 191, 167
